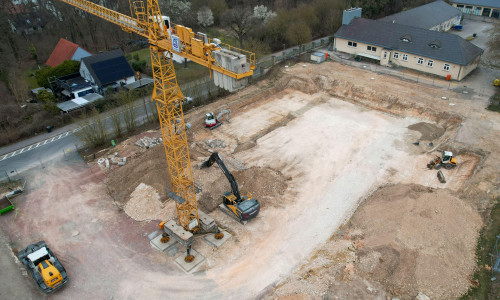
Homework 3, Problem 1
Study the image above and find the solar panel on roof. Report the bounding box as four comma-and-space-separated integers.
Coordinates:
90, 56, 134, 86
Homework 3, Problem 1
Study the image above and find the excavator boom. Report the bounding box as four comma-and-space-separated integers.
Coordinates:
203, 152, 241, 200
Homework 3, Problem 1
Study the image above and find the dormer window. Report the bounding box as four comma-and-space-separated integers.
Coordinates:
400, 34, 412, 42
428, 40, 441, 49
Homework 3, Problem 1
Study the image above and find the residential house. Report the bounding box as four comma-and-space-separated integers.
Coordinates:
46, 38, 92, 67
54, 73, 103, 113
79, 49, 136, 93
449, 0, 500, 18
334, 18, 484, 81
379, 1, 462, 32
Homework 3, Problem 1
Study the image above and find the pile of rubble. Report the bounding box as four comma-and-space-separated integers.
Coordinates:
97, 152, 127, 170
205, 139, 226, 149
135, 137, 162, 149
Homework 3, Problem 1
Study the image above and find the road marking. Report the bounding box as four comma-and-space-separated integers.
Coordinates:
0, 130, 78, 161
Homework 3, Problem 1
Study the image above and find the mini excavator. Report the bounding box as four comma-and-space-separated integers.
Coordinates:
202, 152, 260, 223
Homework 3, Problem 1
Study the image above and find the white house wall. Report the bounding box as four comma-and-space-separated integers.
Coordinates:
334, 37, 479, 81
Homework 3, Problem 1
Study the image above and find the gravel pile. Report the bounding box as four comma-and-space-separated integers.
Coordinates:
124, 183, 175, 222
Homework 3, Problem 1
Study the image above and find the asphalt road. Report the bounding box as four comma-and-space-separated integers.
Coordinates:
0, 97, 157, 181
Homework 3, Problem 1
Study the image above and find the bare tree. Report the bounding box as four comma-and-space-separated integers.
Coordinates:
8, 72, 29, 107
222, 7, 256, 47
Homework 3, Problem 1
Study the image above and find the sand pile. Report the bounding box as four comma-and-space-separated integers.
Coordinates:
124, 183, 176, 222
351, 184, 482, 299
408, 122, 445, 141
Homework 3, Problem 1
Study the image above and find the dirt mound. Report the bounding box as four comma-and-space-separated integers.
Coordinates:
350, 184, 482, 299
408, 122, 445, 141
233, 167, 289, 208
194, 166, 289, 213
106, 144, 171, 205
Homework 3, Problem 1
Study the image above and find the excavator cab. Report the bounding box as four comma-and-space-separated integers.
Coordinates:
223, 192, 260, 221
205, 112, 219, 128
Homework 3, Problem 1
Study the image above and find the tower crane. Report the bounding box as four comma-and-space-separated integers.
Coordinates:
59, 1, 254, 239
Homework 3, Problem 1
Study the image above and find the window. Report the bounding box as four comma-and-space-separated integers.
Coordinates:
427, 60, 434, 67
402, 54, 408, 61
367, 46, 376, 52
383, 52, 387, 59
443, 63, 450, 71
347, 41, 357, 47
393, 52, 399, 59
417, 57, 424, 65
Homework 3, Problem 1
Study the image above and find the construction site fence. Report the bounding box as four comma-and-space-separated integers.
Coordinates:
252, 37, 332, 78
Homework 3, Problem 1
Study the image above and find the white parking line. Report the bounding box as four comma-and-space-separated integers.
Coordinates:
19, 148, 25, 154
27, 145, 33, 150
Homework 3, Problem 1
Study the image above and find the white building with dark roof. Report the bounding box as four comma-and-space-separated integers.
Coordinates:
334, 18, 484, 81
379, 1, 462, 32
449, 0, 500, 18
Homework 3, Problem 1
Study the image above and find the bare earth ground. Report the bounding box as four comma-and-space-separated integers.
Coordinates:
1, 61, 499, 299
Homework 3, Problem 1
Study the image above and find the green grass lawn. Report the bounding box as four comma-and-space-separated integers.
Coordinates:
460, 198, 500, 299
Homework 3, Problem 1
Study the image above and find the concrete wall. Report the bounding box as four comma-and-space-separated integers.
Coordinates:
458, 56, 480, 80
334, 37, 480, 81
452, 3, 500, 18
388, 49, 461, 80
79, 62, 93, 85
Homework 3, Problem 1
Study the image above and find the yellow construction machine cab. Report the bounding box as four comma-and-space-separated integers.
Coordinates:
442, 151, 457, 165
37, 259, 63, 288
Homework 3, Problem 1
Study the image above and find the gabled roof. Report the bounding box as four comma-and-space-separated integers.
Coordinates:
379, 1, 462, 30
46, 38, 80, 67
449, 0, 500, 8
81, 49, 135, 87
334, 18, 484, 66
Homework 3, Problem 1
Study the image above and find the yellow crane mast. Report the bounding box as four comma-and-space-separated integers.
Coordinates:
60, 0, 255, 232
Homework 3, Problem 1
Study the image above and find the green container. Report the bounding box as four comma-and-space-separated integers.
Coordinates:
0, 196, 14, 215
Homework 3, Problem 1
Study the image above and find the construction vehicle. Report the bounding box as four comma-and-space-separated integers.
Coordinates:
427, 151, 457, 170
59, 0, 254, 262
205, 109, 230, 129
202, 152, 260, 223
18, 241, 69, 294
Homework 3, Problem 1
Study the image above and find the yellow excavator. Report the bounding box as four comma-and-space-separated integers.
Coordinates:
202, 152, 260, 223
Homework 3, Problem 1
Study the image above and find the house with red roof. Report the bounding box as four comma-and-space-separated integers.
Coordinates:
45, 38, 92, 67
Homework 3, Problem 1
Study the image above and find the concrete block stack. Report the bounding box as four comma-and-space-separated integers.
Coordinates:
212, 49, 250, 93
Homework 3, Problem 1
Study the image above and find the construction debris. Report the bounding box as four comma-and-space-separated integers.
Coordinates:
135, 137, 163, 149
205, 139, 227, 148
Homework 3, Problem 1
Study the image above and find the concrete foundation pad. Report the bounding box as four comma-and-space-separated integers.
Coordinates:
174, 249, 206, 273
203, 231, 232, 247
150, 234, 177, 252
